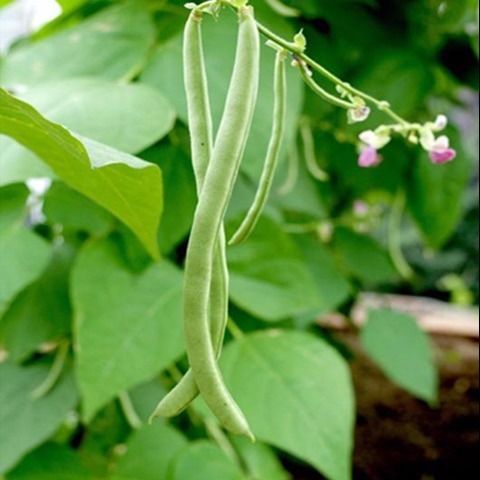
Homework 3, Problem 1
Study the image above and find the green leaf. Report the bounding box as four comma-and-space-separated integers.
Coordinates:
6, 443, 92, 480
141, 144, 197, 254
111, 423, 187, 480
169, 441, 245, 480
0, 362, 77, 474
407, 130, 472, 248
71, 239, 184, 421
227, 217, 330, 321
221, 330, 355, 480
0, 79, 175, 184
141, 7, 303, 180
231, 437, 291, 480
43, 182, 114, 236
360, 309, 438, 403
0, 2, 155, 87
0, 89, 163, 259
0, 185, 51, 316
0, 242, 74, 362
333, 227, 399, 285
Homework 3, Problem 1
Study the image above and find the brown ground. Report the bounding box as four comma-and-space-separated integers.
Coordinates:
285, 334, 479, 480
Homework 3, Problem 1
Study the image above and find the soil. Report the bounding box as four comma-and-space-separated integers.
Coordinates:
284, 333, 479, 480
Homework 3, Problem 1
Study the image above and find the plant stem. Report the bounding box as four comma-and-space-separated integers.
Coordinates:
388, 191, 416, 281
205, 416, 244, 464
227, 319, 245, 340
300, 117, 329, 182
255, 22, 409, 125
118, 391, 143, 430
31, 340, 69, 399
298, 62, 354, 110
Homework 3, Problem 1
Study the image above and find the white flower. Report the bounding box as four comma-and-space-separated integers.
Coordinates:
432, 135, 450, 150
359, 129, 391, 149
348, 106, 371, 124
433, 114, 448, 131
419, 128, 436, 151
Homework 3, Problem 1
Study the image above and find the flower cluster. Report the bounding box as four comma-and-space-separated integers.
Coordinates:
357, 114, 457, 168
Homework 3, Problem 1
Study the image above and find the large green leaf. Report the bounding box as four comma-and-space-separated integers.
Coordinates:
0, 185, 51, 316
0, 362, 77, 474
0, 2, 155, 87
221, 330, 355, 480
407, 131, 472, 249
111, 423, 187, 480
168, 441, 245, 480
6, 443, 92, 480
141, 6, 303, 179
0, 79, 175, 185
0, 242, 74, 362
360, 309, 438, 403
71, 239, 184, 421
0, 89, 163, 258
227, 217, 331, 321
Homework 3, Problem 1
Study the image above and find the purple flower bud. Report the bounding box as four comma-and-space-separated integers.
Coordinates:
358, 146, 381, 168
429, 148, 457, 164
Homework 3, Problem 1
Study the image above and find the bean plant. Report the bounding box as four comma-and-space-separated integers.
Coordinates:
0, 0, 477, 479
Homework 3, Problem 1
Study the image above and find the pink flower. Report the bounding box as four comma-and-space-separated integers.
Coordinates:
429, 148, 457, 164
428, 135, 457, 164
358, 146, 382, 168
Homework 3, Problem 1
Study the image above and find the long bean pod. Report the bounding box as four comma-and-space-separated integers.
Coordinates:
150, 10, 229, 420
183, 5, 259, 439
229, 49, 287, 245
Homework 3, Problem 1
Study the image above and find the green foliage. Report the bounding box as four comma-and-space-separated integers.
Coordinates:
0, 243, 74, 362
361, 309, 438, 403
0, 362, 77, 474
221, 330, 355, 480
0, 79, 175, 182
407, 130, 473, 249
333, 227, 399, 286
227, 216, 339, 320
0, 2, 155, 87
6, 444, 92, 480
0, 185, 51, 316
0, 89, 163, 258
0, 0, 476, 478
111, 422, 188, 480
71, 239, 184, 420
168, 441, 244, 480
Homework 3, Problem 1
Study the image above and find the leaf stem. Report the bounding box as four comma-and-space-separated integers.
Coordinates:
31, 340, 69, 399
388, 191, 416, 281
118, 391, 143, 430
300, 117, 329, 182
227, 319, 245, 340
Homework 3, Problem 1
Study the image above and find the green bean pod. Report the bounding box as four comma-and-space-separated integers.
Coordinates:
150, 10, 229, 420
183, 5, 259, 439
229, 49, 287, 246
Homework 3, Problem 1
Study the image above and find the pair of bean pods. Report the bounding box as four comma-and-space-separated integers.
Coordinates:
151, 4, 287, 440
